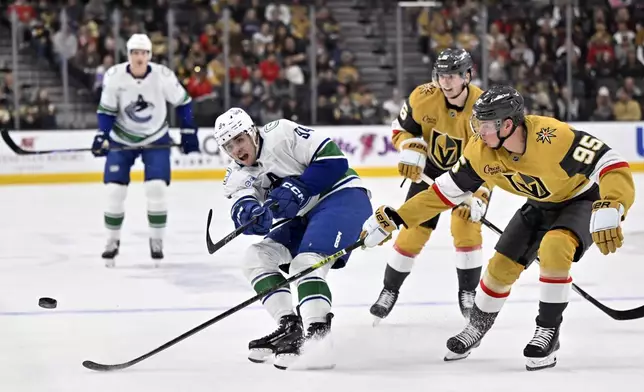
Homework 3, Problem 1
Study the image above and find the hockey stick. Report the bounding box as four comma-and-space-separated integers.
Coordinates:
1, 129, 179, 155
82, 238, 365, 372
205, 200, 282, 254
479, 217, 644, 321
419, 174, 644, 321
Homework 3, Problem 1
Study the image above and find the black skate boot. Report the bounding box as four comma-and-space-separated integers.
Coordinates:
274, 313, 334, 370
248, 314, 302, 364
370, 287, 399, 325
445, 304, 497, 361
524, 318, 561, 371
102, 239, 120, 268
458, 289, 476, 319
150, 239, 164, 264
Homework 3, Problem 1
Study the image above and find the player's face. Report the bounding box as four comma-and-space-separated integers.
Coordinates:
471, 116, 500, 147
436, 73, 465, 99
223, 132, 257, 166
129, 50, 149, 69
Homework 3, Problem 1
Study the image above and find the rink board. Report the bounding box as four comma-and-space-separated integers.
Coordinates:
1, 122, 643, 185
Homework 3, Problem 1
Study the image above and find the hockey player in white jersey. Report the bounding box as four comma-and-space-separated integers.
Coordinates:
92, 33, 200, 267
214, 108, 372, 370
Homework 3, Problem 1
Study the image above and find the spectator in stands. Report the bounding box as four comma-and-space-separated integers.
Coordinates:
242, 8, 262, 39
269, 70, 295, 102
229, 54, 250, 81
84, 0, 106, 23
618, 76, 643, 101
555, 86, 582, 121
613, 89, 642, 120
357, 93, 381, 125
621, 49, 644, 78
334, 95, 360, 125
283, 97, 307, 123
266, 2, 291, 28
52, 24, 77, 64
35, 88, 56, 129
382, 88, 403, 124
186, 65, 214, 100
260, 98, 283, 124
591, 86, 615, 121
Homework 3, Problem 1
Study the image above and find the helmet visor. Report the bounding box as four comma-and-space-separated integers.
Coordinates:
470, 113, 499, 136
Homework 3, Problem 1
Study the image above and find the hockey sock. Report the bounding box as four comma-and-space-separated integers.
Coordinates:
145, 180, 167, 240
292, 253, 332, 326
537, 230, 576, 327
538, 276, 571, 327
384, 250, 415, 291
455, 248, 483, 291
252, 272, 294, 321
104, 183, 127, 240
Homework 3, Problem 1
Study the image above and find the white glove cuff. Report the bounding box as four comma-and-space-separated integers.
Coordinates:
590, 204, 624, 233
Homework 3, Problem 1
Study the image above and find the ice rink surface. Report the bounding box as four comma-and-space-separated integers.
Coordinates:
1, 176, 643, 392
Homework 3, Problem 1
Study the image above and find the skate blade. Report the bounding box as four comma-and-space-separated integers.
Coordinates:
248, 348, 274, 364
444, 349, 472, 362
525, 353, 557, 371
104, 259, 115, 268
372, 316, 384, 327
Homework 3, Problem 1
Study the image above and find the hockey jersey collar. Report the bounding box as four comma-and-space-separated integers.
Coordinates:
126, 64, 152, 79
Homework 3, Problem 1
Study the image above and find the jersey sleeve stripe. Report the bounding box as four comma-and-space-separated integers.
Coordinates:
311, 138, 346, 162
589, 149, 628, 181
434, 172, 472, 206
599, 161, 630, 178
97, 103, 118, 114
431, 183, 456, 207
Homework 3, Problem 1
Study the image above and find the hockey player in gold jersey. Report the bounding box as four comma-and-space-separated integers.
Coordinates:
370, 48, 491, 323
361, 85, 635, 371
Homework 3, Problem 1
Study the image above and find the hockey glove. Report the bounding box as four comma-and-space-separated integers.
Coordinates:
231, 197, 273, 236
180, 128, 200, 154
91, 132, 111, 157
397, 138, 427, 183
360, 205, 405, 248
454, 188, 490, 223
266, 177, 310, 219
590, 200, 624, 255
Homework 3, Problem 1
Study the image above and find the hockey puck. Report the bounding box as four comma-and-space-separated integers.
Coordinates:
38, 297, 57, 309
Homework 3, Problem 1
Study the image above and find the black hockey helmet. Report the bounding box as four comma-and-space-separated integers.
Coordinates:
471, 85, 525, 149
433, 48, 473, 78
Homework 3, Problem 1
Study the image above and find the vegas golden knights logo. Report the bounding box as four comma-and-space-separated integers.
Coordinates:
503, 172, 552, 199
430, 130, 463, 170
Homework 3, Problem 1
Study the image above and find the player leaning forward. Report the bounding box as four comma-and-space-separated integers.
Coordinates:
361, 85, 635, 370
370, 48, 490, 323
214, 108, 372, 369
92, 34, 200, 266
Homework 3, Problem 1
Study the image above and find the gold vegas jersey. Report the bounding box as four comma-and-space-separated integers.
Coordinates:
396, 115, 635, 228
392, 82, 484, 178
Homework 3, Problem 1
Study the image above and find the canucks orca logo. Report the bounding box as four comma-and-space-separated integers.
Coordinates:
124, 94, 155, 123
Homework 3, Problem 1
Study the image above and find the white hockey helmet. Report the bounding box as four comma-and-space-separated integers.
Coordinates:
214, 108, 259, 159
126, 33, 152, 60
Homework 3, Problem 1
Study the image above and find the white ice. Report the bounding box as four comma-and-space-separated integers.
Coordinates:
1, 176, 644, 392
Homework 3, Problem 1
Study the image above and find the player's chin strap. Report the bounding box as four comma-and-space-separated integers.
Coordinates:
419, 173, 644, 321
492, 118, 520, 150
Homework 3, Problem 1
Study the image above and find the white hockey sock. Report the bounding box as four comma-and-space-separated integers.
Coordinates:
292, 253, 333, 327
243, 240, 296, 322
104, 183, 127, 241
251, 272, 294, 321
455, 247, 483, 270
145, 180, 167, 240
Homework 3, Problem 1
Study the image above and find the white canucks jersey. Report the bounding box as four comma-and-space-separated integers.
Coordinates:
223, 119, 367, 216
97, 62, 191, 146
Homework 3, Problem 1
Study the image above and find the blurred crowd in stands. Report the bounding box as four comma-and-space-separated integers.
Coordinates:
0, 0, 643, 129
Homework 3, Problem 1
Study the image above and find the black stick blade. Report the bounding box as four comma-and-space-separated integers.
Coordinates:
82, 360, 131, 371
206, 209, 216, 254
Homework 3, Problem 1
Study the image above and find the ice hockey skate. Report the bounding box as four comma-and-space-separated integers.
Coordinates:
150, 238, 164, 266
444, 305, 496, 361
101, 239, 120, 268
524, 318, 561, 371
370, 287, 399, 326
248, 314, 302, 364
274, 313, 335, 370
